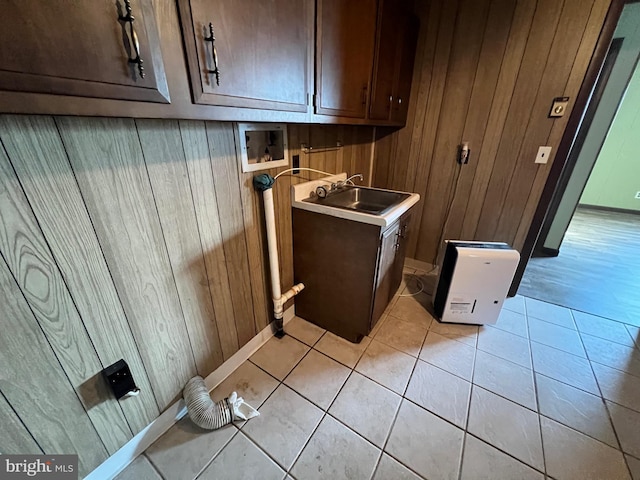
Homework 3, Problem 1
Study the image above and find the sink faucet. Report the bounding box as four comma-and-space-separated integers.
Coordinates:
345, 173, 364, 185
333, 173, 364, 191
315, 174, 364, 198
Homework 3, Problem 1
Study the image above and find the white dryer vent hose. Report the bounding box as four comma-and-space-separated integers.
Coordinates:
183, 376, 259, 430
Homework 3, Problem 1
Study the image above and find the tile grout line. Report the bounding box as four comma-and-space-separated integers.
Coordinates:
570, 308, 630, 469
525, 299, 548, 478
339, 295, 431, 479
241, 335, 320, 476
588, 358, 640, 382
457, 324, 479, 480
192, 428, 239, 480
527, 335, 636, 396
579, 329, 640, 380
572, 313, 639, 349
375, 287, 481, 478
283, 326, 376, 478
285, 371, 350, 477
580, 329, 640, 354
191, 342, 292, 479
371, 319, 428, 480
404, 294, 631, 472
240, 426, 295, 475
462, 430, 548, 477
281, 352, 352, 413
375, 450, 427, 480
524, 296, 640, 476
484, 321, 530, 340
569, 306, 640, 331
523, 292, 636, 328
141, 452, 166, 480
536, 410, 626, 453
260, 304, 521, 477
526, 295, 640, 476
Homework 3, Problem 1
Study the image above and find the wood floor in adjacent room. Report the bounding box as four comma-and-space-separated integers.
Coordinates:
520, 207, 640, 327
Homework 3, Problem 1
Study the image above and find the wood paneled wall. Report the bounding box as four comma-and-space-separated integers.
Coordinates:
0, 115, 373, 475
373, 0, 611, 265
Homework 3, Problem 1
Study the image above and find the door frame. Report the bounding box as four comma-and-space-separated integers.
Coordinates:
535, 36, 624, 257
509, 0, 625, 296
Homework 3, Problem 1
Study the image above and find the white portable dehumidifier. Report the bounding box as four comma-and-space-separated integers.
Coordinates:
432, 241, 520, 325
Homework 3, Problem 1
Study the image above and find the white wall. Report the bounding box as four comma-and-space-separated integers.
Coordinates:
580, 60, 640, 211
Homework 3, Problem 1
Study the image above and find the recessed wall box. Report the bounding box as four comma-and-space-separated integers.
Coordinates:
549, 97, 570, 117
236, 123, 289, 173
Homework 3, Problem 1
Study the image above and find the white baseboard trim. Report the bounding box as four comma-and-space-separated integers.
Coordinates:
87, 307, 295, 480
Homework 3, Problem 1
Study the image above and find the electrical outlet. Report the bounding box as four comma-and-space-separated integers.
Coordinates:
635, 191, 640, 199
292, 154, 300, 174
535, 146, 552, 164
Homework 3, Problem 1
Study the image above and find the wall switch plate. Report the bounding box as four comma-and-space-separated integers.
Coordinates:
535, 146, 552, 164
635, 191, 640, 199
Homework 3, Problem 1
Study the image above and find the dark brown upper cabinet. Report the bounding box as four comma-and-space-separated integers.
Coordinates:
178, 0, 311, 112
315, 0, 378, 118
0, 0, 418, 124
369, 2, 418, 122
390, 14, 419, 123
0, 0, 169, 103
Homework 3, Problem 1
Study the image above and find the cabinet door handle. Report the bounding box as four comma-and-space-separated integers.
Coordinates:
118, 0, 145, 79
204, 22, 221, 86
361, 85, 368, 106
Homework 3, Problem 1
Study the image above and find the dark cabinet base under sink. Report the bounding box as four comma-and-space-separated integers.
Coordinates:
292, 207, 412, 342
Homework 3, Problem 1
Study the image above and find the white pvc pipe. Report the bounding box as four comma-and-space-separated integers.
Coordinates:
263, 188, 282, 308
262, 188, 304, 331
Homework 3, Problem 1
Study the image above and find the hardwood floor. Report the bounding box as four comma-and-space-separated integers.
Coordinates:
520, 207, 640, 326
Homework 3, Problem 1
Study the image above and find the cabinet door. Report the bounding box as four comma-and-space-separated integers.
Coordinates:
0, 0, 169, 103
179, 0, 310, 111
371, 220, 401, 326
390, 213, 412, 296
390, 15, 419, 123
369, 0, 401, 121
316, 0, 378, 118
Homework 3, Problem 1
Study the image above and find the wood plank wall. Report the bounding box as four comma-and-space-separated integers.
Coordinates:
0, 115, 373, 475
373, 0, 611, 266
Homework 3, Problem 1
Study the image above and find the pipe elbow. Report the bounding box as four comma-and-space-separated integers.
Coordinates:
282, 283, 305, 303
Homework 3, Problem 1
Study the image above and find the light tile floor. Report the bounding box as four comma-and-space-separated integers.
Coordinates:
117, 268, 640, 480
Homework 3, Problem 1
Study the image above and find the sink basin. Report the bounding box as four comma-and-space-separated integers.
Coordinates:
304, 186, 411, 215
292, 174, 420, 227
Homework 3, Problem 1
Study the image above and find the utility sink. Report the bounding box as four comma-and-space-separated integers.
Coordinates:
292, 174, 420, 227
304, 186, 411, 215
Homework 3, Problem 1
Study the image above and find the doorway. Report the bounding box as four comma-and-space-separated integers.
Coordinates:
519, 1, 640, 325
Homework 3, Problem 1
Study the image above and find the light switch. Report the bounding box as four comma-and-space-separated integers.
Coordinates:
535, 146, 552, 164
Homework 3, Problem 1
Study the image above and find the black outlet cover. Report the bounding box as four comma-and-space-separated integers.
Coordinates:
103, 359, 138, 400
